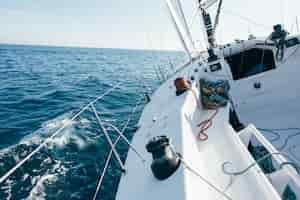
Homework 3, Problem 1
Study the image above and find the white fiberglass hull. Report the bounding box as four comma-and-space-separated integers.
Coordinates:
116, 70, 280, 200
117, 36, 300, 199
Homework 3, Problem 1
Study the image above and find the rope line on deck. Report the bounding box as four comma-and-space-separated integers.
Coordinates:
258, 128, 300, 151
169, 145, 233, 200
180, 157, 232, 200
222, 152, 300, 176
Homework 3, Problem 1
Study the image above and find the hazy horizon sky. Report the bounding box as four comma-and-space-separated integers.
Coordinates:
1, 0, 300, 50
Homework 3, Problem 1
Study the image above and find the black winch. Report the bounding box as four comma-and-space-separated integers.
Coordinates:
146, 136, 181, 180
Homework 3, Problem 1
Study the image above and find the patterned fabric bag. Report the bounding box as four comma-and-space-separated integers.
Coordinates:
200, 78, 230, 109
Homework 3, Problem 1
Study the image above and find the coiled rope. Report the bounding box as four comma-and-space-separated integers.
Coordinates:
0, 83, 122, 185
190, 87, 219, 141
197, 109, 219, 141
258, 128, 300, 151
189, 84, 219, 141
222, 152, 300, 176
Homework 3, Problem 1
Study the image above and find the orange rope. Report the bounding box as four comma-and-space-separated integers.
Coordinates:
177, 81, 218, 142
189, 87, 219, 141
197, 109, 219, 141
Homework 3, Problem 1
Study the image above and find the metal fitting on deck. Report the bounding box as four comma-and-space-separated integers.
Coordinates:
146, 136, 181, 180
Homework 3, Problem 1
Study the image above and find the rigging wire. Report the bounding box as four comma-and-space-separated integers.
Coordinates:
213, 0, 223, 37
175, 0, 195, 50
188, 7, 200, 31
188, 7, 208, 53
282, 45, 300, 63
91, 103, 126, 171
146, 33, 163, 83
259, 38, 270, 70
92, 96, 144, 200
222, 9, 271, 31
280, 0, 285, 27
102, 122, 146, 162
296, 16, 300, 33
165, 0, 190, 58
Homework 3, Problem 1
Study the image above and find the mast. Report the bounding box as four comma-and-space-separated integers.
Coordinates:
166, 0, 192, 60
165, 0, 197, 61
165, 0, 223, 61
200, 7, 216, 49
197, 0, 223, 61
174, 0, 194, 46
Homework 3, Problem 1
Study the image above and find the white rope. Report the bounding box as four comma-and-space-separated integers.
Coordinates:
92, 96, 144, 200
0, 83, 122, 185
222, 152, 300, 176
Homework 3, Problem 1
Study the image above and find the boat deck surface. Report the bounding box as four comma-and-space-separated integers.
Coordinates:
116, 80, 281, 200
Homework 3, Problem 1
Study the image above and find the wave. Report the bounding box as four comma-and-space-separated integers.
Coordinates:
0, 45, 168, 199
0, 112, 105, 199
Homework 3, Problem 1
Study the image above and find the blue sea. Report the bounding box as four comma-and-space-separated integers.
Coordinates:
0, 44, 185, 200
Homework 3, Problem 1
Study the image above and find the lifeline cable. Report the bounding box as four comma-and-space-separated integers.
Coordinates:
90, 103, 126, 171
102, 122, 146, 162
0, 83, 122, 185
92, 96, 144, 200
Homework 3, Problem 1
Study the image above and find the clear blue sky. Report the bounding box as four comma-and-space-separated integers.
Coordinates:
1, 0, 299, 50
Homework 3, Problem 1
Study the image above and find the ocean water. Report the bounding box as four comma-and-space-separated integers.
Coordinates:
0, 44, 185, 200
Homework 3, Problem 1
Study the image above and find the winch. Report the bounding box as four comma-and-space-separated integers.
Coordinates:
146, 136, 181, 180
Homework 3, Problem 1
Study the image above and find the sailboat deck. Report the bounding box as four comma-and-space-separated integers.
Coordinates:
116, 76, 281, 199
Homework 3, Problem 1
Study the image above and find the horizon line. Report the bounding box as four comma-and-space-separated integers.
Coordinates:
0, 42, 182, 52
